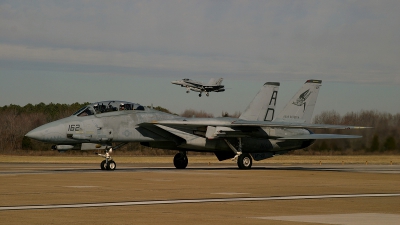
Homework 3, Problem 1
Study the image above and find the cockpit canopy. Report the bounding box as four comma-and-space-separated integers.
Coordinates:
72, 101, 145, 117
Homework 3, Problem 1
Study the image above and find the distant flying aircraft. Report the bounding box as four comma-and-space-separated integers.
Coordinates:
171, 78, 225, 97
26, 80, 368, 170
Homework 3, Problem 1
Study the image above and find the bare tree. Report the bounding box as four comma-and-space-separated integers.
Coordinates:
180, 109, 214, 118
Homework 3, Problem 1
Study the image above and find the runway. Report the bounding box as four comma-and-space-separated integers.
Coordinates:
2, 163, 400, 174
2, 193, 400, 211
1, 163, 400, 224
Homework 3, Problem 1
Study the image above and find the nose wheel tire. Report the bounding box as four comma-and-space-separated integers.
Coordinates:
100, 160, 107, 170
237, 153, 252, 170
107, 160, 116, 170
100, 160, 116, 171
173, 152, 188, 169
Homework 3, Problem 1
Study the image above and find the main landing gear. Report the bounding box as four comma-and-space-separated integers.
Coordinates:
224, 138, 253, 170
173, 151, 188, 169
237, 153, 252, 170
198, 92, 210, 97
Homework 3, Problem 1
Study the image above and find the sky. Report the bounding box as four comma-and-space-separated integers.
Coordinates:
0, 1, 399, 117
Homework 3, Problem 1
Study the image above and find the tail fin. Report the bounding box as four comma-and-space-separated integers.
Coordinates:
215, 78, 223, 85
239, 82, 279, 121
273, 79, 322, 123
207, 78, 223, 86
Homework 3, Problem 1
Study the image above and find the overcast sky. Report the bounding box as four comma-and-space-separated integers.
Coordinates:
0, 1, 399, 117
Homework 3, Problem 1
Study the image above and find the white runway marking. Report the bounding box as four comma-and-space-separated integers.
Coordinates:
253, 213, 400, 225
1, 193, 399, 211
64, 186, 99, 188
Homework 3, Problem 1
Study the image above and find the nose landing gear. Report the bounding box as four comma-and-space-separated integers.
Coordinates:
96, 143, 127, 171
98, 147, 116, 171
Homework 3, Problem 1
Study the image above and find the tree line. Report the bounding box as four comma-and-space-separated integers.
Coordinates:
0, 102, 398, 155
308, 110, 400, 154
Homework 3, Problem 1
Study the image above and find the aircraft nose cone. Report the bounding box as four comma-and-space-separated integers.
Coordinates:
25, 118, 69, 143
25, 127, 44, 140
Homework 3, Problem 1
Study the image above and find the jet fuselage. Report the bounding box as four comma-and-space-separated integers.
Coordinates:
26, 102, 313, 154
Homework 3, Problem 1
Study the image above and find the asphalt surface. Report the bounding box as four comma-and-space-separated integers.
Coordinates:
1, 163, 400, 224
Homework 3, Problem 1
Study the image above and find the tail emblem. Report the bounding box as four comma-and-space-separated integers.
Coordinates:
292, 89, 311, 111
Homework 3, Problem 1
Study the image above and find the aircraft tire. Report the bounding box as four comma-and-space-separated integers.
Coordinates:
106, 160, 117, 171
173, 153, 188, 169
237, 153, 252, 170
100, 160, 107, 170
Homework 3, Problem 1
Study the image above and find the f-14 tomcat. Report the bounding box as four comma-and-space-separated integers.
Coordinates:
26, 80, 367, 170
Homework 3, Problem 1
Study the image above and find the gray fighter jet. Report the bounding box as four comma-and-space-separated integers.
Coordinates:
171, 78, 224, 97
26, 80, 367, 170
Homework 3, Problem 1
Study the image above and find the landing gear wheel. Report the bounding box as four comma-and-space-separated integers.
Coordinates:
237, 153, 252, 170
96, 144, 128, 171
173, 152, 188, 169
100, 160, 107, 170
206, 93, 209, 97
198, 93, 202, 97
106, 160, 116, 171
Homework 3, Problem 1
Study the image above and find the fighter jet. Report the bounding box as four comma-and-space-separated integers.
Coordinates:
171, 78, 224, 97
25, 80, 368, 170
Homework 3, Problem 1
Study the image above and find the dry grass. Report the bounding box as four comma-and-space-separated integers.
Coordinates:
0, 155, 399, 165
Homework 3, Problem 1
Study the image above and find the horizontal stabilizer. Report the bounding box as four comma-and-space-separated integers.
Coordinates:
278, 134, 362, 140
